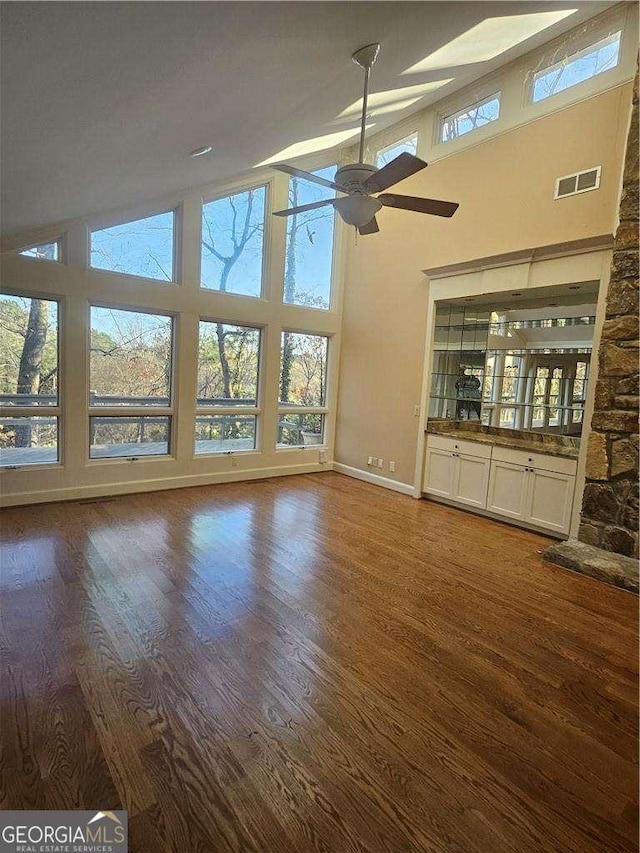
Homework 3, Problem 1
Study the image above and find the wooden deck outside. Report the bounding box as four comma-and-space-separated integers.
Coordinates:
1, 437, 255, 466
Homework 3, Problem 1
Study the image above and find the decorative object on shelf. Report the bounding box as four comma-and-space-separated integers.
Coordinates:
454, 368, 481, 420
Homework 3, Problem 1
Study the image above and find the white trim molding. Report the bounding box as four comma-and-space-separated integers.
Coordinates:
332, 462, 414, 496
0, 460, 330, 508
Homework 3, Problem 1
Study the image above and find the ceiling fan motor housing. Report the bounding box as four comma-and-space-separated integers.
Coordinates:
335, 163, 377, 192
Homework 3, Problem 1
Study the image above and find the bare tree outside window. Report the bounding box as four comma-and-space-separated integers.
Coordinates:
281, 167, 335, 403
91, 211, 174, 281
278, 331, 328, 447
90, 307, 172, 405
198, 322, 260, 405
0, 294, 58, 456
531, 31, 621, 103
88, 306, 173, 457
441, 95, 500, 142
20, 242, 59, 261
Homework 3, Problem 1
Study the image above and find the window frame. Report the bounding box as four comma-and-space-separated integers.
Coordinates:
0, 289, 63, 470
277, 329, 330, 450
195, 317, 264, 456
87, 302, 176, 462
200, 181, 270, 301
88, 206, 179, 286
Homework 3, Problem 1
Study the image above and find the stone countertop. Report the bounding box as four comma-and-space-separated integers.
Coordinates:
424, 427, 581, 460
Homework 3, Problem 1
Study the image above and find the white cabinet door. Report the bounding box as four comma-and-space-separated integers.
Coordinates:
487, 460, 529, 520
452, 453, 490, 509
424, 447, 456, 498
526, 468, 575, 535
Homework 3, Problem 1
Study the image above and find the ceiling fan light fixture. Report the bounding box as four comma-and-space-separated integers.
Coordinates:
334, 195, 382, 227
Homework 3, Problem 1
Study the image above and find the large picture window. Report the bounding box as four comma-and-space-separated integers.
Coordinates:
90, 210, 175, 282
89, 305, 173, 458
201, 186, 266, 298
0, 293, 60, 467
278, 331, 328, 448
196, 321, 261, 454
283, 167, 336, 310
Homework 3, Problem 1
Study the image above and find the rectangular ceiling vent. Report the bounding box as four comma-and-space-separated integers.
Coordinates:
554, 166, 601, 199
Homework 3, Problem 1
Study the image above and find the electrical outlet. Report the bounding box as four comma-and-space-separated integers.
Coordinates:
368, 456, 374, 466
377, 458, 383, 468
414, 404, 421, 418
389, 461, 396, 472
319, 449, 327, 464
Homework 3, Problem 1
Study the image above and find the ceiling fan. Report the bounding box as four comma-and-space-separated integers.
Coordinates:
271, 42, 459, 235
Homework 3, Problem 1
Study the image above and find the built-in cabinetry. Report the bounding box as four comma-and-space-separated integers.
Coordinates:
423, 434, 577, 535
424, 436, 491, 509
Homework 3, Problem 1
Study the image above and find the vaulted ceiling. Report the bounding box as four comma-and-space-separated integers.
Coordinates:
0, 1, 615, 238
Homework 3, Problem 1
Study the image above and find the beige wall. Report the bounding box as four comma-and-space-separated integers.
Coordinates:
335, 83, 633, 485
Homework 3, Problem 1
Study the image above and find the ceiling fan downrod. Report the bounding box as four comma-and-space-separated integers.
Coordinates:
352, 43, 380, 164
269, 41, 459, 234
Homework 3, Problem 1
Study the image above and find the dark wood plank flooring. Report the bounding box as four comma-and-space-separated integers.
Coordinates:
1, 472, 637, 852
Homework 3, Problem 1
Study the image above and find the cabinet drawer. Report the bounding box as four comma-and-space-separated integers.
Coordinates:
491, 445, 577, 476
427, 434, 492, 460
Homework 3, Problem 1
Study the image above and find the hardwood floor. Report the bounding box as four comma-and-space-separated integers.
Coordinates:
1, 471, 637, 852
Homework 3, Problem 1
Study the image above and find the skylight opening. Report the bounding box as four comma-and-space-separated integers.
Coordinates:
530, 30, 622, 103
402, 10, 577, 74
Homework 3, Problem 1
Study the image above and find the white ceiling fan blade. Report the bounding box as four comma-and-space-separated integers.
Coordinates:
273, 198, 337, 217
378, 193, 459, 217
271, 164, 346, 192
358, 216, 379, 235
363, 152, 428, 193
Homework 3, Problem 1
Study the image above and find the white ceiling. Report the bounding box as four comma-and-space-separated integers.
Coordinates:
0, 1, 615, 238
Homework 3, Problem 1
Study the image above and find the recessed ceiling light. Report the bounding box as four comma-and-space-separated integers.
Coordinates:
189, 146, 213, 158
549, 302, 559, 307
568, 285, 580, 290
511, 292, 522, 297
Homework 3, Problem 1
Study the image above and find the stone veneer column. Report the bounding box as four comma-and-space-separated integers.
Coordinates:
579, 71, 639, 558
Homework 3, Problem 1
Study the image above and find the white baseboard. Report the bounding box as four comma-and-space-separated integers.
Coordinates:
0, 462, 330, 507
332, 462, 413, 496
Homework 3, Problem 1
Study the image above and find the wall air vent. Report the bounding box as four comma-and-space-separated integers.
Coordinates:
554, 166, 601, 199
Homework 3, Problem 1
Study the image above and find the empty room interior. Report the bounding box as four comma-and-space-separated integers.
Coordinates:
1, 2, 639, 851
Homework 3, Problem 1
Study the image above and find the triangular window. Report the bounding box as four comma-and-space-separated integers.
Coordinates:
19, 242, 59, 261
